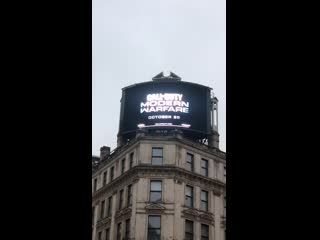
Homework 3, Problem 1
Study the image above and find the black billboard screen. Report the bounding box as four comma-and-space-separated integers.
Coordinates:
119, 81, 211, 137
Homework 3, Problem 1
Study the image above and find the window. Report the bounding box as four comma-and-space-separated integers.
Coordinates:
105, 228, 110, 240
110, 167, 114, 182
201, 224, 209, 240
94, 178, 97, 192
127, 184, 132, 206
150, 180, 162, 202
98, 231, 102, 240
152, 147, 163, 165
121, 158, 125, 174
125, 219, 130, 240
100, 200, 105, 219
185, 220, 194, 240
185, 185, 194, 208
186, 153, 194, 172
148, 215, 161, 240
116, 222, 122, 240
119, 189, 124, 210
201, 190, 209, 211
103, 171, 107, 186
224, 165, 226, 178
129, 152, 134, 168
201, 159, 209, 177
107, 196, 112, 217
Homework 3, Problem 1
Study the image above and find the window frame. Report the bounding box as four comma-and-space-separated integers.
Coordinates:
149, 180, 162, 203
121, 158, 125, 174
94, 178, 97, 192
98, 231, 102, 240
129, 152, 134, 168
105, 228, 110, 240
127, 184, 132, 207
185, 220, 194, 240
147, 215, 161, 240
107, 196, 112, 217
201, 190, 209, 211
110, 166, 114, 182
103, 171, 107, 186
186, 153, 194, 172
119, 189, 124, 210
152, 147, 163, 165
100, 200, 105, 219
185, 185, 194, 208
116, 222, 122, 240
125, 218, 130, 240
201, 158, 209, 177
201, 224, 209, 240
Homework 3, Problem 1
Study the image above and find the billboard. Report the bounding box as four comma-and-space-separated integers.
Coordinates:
119, 80, 211, 138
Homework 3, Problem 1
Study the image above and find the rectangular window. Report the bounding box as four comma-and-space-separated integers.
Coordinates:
105, 228, 110, 240
185, 185, 194, 208
150, 180, 162, 203
224, 165, 226, 177
121, 158, 125, 174
110, 167, 114, 182
201, 190, 209, 211
107, 196, 112, 217
152, 147, 163, 165
129, 152, 134, 168
117, 222, 122, 240
185, 220, 194, 240
103, 171, 107, 186
98, 231, 102, 240
100, 200, 105, 219
119, 189, 124, 210
94, 178, 97, 192
201, 159, 209, 177
125, 219, 130, 240
148, 215, 161, 240
201, 224, 209, 240
186, 153, 194, 172
127, 184, 132, 207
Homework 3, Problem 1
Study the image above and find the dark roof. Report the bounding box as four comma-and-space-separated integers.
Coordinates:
122, 72, 212, 91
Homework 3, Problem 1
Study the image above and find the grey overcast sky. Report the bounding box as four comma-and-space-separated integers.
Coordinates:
92, 0, 226, 156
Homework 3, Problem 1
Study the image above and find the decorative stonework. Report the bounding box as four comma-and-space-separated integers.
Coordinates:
145, 202, 166, 214
93, 166, 225, 203
115, 207, 132, 222
221, 216, 226, 228
182, 208, 215, 225
96, 216, 111, 230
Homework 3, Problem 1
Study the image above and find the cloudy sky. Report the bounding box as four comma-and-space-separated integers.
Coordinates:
92, 0, 226, 156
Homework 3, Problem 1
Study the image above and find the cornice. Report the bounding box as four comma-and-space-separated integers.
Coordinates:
96, 216, 112, 230
115, 207, 132, 222
92, 165, 225, 202
182, 208, 215, 225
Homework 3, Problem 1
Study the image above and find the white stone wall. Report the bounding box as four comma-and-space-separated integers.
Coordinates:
92, 138, 226, 240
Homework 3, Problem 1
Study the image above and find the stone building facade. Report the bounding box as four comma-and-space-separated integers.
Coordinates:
92, 130, 226, 240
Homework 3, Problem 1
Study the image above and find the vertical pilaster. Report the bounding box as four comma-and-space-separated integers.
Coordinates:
131, 180, 138, 240
110, 193, 116, 240
214, 192, 222, 240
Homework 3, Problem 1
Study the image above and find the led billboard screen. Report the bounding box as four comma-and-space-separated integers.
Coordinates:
119, 81, 211, 138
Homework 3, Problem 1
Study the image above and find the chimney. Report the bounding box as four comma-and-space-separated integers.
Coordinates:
100, 146, 110, 161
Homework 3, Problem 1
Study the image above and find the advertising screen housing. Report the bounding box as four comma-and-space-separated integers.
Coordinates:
119, 80, 211, 139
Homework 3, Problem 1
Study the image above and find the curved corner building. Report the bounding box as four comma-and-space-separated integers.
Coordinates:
92, 72, 226, 240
